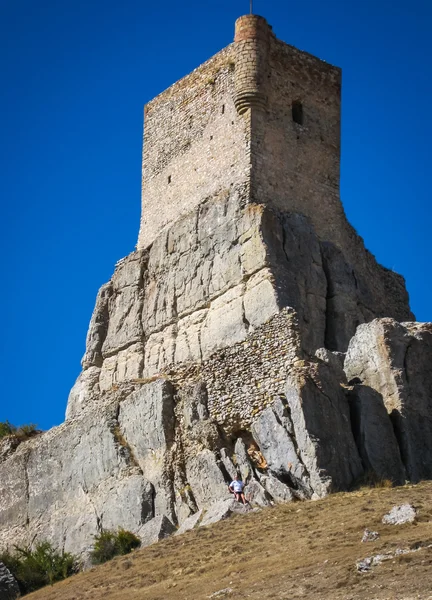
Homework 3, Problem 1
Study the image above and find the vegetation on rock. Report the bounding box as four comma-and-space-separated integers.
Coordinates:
0, 542, 77, 595
90, 529, 141, 565
0, 421, 40, 440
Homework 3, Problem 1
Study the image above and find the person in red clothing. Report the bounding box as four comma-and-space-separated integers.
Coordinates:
228, 475, 247, 505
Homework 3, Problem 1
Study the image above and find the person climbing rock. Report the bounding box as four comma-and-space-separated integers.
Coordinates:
228, 475, 247, 505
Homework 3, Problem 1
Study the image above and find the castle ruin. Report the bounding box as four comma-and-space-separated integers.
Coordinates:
1, 15, 431, 559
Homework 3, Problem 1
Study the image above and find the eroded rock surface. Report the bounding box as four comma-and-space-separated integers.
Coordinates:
1, 192, 427, 559
66, 192, 412, 421
345, 319, 432, 482
0, 562, 20, 600
286, 361, 363, 497
346, 384, 406, 485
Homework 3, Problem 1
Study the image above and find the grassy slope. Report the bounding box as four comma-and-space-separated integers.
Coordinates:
27, 481, 432, 600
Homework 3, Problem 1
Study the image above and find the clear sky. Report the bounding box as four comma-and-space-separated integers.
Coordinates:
1, 0, 431, 431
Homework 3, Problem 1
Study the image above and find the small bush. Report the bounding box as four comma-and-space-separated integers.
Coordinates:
0, 421, 39, 441
0, 542, 77, 594
353, 470, 395, 491
0, 421, 16, 438
90, 528, 141, 565
16, 423, 38, 438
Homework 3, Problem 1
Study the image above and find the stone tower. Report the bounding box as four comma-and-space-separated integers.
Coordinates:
139, 15, 342, 253
2, 15, 430, 561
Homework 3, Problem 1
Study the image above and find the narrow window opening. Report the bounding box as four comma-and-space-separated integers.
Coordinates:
292, 100, 303, 125
221, 104, 225, 115
168, 175, 171, 184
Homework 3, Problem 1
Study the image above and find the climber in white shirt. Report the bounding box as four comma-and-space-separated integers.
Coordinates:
228, 475, 247, 505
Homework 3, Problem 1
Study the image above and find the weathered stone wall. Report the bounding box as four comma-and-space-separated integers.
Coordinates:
164, 308, 301, 432
138, 45, 250, 249
251, 35, 341, 245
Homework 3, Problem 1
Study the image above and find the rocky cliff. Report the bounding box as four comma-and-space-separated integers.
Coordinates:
1, 191, 430, 559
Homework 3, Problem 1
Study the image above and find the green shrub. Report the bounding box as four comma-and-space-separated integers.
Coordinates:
90, 528, 141, 565
0, 421, 16, 438
0, 421, 39, 441
0, 542, 77, 594
15, 423, 38, 439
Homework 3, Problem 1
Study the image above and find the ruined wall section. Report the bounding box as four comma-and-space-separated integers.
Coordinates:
164, 308, 301, 431
250, 35, 342, 247
138, 45, 250, 250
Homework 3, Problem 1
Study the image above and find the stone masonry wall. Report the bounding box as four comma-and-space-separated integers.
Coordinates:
251, 36, 342, 245
164, 308, 301, 432
138, 16, 343, 253
138, 45, 250, 249
233, 15, 271, 114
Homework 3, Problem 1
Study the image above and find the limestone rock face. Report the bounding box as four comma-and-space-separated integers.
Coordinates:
251, 399, 311, 493
0, 400, 155, 555
286, 361, 363, 497
118, 381, 176, 520
345, 319, 432, 482
1, 191, 426, 559
346, 384, 406, 485
66, 192, 412, 421
0, 562, 20, 600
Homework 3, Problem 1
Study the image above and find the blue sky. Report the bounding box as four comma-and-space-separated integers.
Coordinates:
1, 0, 431, 431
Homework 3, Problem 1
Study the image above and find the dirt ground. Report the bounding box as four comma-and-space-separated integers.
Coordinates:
27, 481, 432, 600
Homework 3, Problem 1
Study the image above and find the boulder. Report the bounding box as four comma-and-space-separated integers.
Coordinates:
259, 474, 294, 503
199, 499, 248, 527
345, 319, 432, 481
233, 438, 254, 483
243, 479, 271, 507
251, 399, 309, 489
382, 504, 417, 525
220, 448, 237, 481
361, 529, 379, 543
175, 510, 203, 536
185, 450, 230, 508
137, 515, 176, 547
346, 384, 406, 485
0, 562, 20, 600
286, 361, 363, 497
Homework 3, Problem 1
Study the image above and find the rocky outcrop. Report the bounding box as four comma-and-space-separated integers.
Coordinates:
0, 562, 20, 600
346, 384, 406, 485
1, 191, 426, 560
345, 319, 432, 482
66, 192, 412, 421
286, 361, 363, 497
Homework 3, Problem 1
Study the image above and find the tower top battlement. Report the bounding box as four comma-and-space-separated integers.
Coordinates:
138, 15, 341, 253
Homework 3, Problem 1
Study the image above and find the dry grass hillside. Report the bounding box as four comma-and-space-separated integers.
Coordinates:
27, 482, 432, 600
